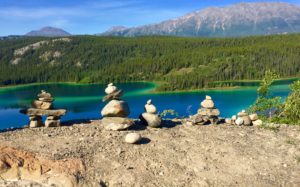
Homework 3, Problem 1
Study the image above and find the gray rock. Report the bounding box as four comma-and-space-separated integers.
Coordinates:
140, 113, 162, 128
46, 116, 60, 120
102, 90, 123, 102
45, 119, 61, 127
20, 108, 66, 117
102, 117, 134, 131
198, 108, 220, 117
190, 114, 204, 124
242, 116, 252, 126
101, 100, 130, 117
125, 133, 142, 144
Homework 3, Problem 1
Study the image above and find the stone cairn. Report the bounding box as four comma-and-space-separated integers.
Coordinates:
139, 99, 162, 128
101, 83, 134, 131
186, 95, 222, 125
225, 110, 262, 126
20, 90, 66, 128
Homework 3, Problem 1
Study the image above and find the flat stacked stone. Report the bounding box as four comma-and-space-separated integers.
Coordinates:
20, 90, 66, 128
186, 95, 221, 125
139, 99, 162, 128
101, 83, 133, 131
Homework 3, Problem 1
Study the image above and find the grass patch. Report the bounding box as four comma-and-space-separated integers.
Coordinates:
286, 139, 297, 145
259, 124, 280, 132
296, 156, 300, 164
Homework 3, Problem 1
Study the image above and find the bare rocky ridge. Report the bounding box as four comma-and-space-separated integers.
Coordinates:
0, 120, 299, 186
10, 38, 71, 65
102, 2, 300, 37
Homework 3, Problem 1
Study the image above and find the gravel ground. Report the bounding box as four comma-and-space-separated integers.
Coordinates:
0, 120, 300, 187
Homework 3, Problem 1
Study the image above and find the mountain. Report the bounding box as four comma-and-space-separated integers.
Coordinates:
26, 27, 71, 37
102, 2, 300, 37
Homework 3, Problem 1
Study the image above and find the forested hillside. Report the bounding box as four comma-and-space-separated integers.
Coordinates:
0, 35, 299, 91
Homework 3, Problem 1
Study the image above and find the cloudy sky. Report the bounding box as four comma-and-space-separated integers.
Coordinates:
0, 0, 299, 36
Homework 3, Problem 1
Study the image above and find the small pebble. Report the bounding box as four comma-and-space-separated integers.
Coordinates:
125, 133, 142, 144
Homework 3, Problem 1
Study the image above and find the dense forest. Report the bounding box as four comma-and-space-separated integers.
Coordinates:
0, 34, 299, 91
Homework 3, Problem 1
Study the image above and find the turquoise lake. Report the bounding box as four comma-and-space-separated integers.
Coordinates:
0, 82, 293, 130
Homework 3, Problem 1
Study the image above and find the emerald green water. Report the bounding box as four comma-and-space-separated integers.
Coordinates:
0, 82, 292, 130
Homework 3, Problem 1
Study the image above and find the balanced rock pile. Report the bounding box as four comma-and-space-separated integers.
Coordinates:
139, 99, 162, 128
101, 83, 134, 131
20, 90, 66, 128
32, 90, 54, 110
226, 110, 262, 126
186, 95, 221, 125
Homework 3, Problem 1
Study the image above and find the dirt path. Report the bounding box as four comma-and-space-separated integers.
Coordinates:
0, 121, 300, 186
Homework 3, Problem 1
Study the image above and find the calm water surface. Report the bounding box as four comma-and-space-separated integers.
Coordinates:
0, 82, 292, 130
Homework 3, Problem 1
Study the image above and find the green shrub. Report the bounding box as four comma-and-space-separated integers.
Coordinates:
249, 70, 282, 117
282, 80, 300, 124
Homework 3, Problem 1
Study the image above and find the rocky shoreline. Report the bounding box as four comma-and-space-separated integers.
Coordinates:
0, 119, 299, 187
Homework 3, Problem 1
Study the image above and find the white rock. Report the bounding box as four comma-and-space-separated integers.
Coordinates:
201, 99, 214, 109
231, 115, 237, 121
140, 113, 162, 128
252, 119, 263, 127
145, 100, 157, 114
225, 118, 232, 124
125, 133, 142, 144
205, 95, 212, 100
105, 83, 117, 94
235, 117, 244, 125
249, 113, 259, 121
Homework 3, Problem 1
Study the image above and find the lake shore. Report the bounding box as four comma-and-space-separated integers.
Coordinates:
0, 77, 298, 94
0, 120, 299, 186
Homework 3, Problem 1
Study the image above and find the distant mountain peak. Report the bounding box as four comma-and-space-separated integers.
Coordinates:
101, 2, 300, 37
107, 26, 127, 32
26, 26, 71, 37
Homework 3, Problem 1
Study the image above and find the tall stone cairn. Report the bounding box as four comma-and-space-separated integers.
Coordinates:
101, 83, 133, 131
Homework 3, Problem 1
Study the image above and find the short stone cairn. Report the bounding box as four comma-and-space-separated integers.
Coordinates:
186, 95, 222, 125
226, 110, 262, 126
101, 83, 134, 131
139, 99, 162, 128
20, 90, 66, 128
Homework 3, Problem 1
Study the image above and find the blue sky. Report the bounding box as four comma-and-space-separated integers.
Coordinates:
0, 0, 299, 36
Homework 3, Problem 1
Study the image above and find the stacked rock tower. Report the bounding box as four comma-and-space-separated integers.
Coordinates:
186, 95, 221, 125
101, 83, 134, 130
140, 99, 162, 128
